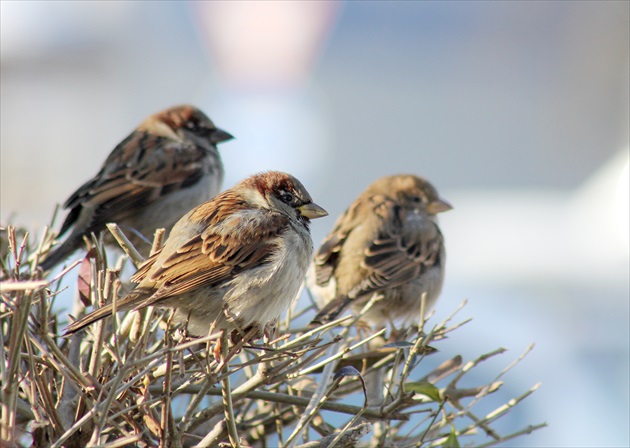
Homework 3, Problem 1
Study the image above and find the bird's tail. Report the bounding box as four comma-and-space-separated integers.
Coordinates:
39, 237, 82, 271
63, 304, 117, 335
309, 296, 352, 327
63, 287, 151, 335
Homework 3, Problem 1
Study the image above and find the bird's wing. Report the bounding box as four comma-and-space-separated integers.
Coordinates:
59, 131, 211, 236
129, 210, 290, 309
311, 198, 367, 286
310, 197, 443, 326
347, 199, 443, 299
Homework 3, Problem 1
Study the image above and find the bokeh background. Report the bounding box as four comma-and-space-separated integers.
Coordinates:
2, 2, 628, 446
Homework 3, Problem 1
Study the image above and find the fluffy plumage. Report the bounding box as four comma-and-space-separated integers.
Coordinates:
64, 171, 327, 336
308, 174, 451, 327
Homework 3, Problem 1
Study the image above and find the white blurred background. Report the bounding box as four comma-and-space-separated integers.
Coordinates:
1, 2, 628, 446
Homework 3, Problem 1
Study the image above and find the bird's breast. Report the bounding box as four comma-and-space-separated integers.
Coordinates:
223, 225, 312, 327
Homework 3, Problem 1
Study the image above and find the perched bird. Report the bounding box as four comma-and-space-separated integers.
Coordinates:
40, 105, 233, 270
308, 174, 452, 328
64, 171, 328, 336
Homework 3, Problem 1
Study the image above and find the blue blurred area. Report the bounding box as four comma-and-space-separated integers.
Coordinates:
1, 2, 628, 446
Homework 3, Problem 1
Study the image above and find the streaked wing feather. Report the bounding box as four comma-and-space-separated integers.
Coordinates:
61, 131, 209, 234
313, 231, 345, 285
134, 211, 288, 308
130, 251, 162, 283
348, 203, 441, 299
312, 199, 367, 286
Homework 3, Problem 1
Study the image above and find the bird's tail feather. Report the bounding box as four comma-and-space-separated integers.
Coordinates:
63, 304, 116, 335
309, 296, 352, 327
39, 238, 82, 271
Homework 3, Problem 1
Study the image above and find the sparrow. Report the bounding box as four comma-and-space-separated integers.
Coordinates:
40, 105, 233, 270
308, 174, 451, 328
63, 171, 328, 336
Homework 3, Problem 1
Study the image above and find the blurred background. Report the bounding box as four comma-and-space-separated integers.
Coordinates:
1, 1, 628, 446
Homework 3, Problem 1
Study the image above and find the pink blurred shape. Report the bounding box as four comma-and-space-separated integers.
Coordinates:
194, 1, 340, 88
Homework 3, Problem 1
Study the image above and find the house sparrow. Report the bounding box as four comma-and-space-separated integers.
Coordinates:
64, 171, 328, 336
308, 174, 451, 328
40, 105, 233, 270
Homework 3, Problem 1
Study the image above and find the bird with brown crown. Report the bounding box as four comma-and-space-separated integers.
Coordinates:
64, 171, 328, 338
41, 105, 233, 270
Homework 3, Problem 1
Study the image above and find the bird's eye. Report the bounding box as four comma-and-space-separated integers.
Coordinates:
411, 196, 422, 203
280, 192, 294, 203
186, 121, 197, 129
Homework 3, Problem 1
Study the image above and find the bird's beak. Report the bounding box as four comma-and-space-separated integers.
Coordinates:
211, 128, 235, 144
298, 202, 328, 219
426, 198, 453, 215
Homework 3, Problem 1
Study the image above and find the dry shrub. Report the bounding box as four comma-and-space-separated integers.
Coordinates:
1, 224, 546, 447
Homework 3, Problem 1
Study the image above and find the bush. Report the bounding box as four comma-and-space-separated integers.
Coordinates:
0, 224, 545, 447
